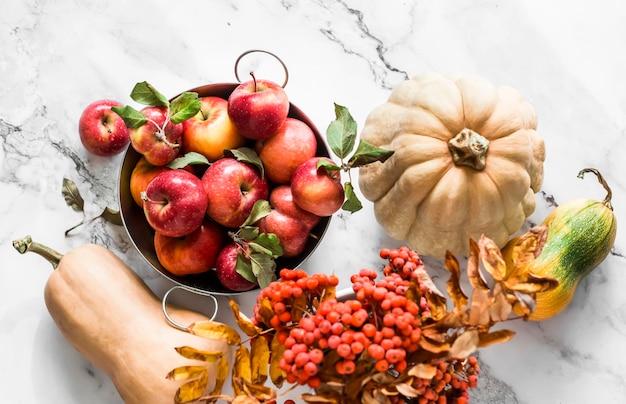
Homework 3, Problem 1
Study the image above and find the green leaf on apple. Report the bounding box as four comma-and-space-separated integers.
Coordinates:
241, 200, 272, 227
347, 139, 395, 168
316, 158, 342, 171
130, 81, 169, 107
235, 253, 257, 283
167, 152, 210, 169
249, 252, 277, 289
326, 103, 357, 159
341, 182, 363, 213
250, 233, 284, 258
169, 92, 202, 124
110, 105, 147, 129
225, 147, 265, 179
239, 226, 260, 242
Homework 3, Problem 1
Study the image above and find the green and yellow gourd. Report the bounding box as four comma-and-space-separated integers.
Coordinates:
503, 168, 617, 321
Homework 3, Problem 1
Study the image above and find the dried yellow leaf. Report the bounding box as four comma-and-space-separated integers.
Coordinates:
174, 368, 208, 404
445, 250, 468, 312
291, 292, 307, 323
256, 297, 274, 326
166, 365, 207, 381
449, 329, 479, 359
175, 346, 223, 363
506, 226, 548, 276
407, 362, 437, 379
396, 382, 421, 398
479, 235, 507, 282
250, 336, 270, 384
269, 333, 285, 387
230, 299, 261, 337
505, 273, 559, 294
187, 320, 242, 346
478, 329, 516, 347
468, 288, 490, 327
210, 356, 229, 396
467, 239, 489, 290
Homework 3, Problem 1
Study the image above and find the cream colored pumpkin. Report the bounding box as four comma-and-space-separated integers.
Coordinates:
358, 72, 545, 258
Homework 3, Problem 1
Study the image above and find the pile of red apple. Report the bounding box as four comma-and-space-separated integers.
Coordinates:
78, 77, 345, 292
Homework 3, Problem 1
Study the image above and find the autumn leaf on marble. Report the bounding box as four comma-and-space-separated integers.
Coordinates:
62, 177, 122, 235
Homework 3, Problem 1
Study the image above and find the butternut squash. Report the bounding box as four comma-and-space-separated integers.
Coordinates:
13, 236, 231, 404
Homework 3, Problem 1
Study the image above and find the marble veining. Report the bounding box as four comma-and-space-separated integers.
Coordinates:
2, 1, 626, 403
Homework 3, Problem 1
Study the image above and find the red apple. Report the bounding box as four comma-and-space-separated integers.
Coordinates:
142, 169, 208, 237
291, 157, 345, 217
129, 106, 183, 166
182, 96, 247, 162
129, 156, 170, 207
227, 77, 289, 140
201, 157, 268, 228
215, 242, 258, 292
78, 99, 130, 156
269, 185, 321, 229
255, 118, 318, 184
154, 218, 225, 276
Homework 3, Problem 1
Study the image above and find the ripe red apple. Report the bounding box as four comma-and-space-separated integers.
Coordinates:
255, 117, 318, 184
129, 156, 171, 207
227, 77, 289, 140
154, 218, 225, 276
182, 96, 247, 162
291, 157, 345, 217
142, 169, 208, 237
215, 242, 258, 292
129, 106, 183, 166
201, 157, 268, 228
269, 185, 321, 229
78, 99, 130, 156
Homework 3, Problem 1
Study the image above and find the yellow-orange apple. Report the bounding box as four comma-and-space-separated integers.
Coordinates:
154, 218, 225, 276
255, 117, 318, 184
181, 96, 247, 162
129, 156, 171, 207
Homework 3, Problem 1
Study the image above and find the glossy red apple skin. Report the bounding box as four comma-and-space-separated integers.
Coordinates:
79, 99, 130, 156
129, 106, 183, 166
215, 243, 258, 292
291, 157, 345, 217
201, 157, 268, 228
227, 78, 289, 140
269, 185, 321, 229
181, 96, 247, 162
255, 118, 318, 184
154, 218, 225, 276
142, 169, 208, 238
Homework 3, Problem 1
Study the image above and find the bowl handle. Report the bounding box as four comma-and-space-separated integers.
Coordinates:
161, 285, 219, 331
234, 49, 289, 88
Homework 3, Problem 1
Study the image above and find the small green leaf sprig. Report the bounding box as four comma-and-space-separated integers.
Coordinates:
321, 103, 394, 213
112, 81, 201, 147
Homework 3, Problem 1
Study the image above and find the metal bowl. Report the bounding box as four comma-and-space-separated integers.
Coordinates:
118, 83, 331, 295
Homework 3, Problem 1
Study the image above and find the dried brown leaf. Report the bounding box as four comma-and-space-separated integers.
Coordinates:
187, 320, 242, 346
166, 365, 207, 381
449, 329, 479, 358
467, 239, 489, 290
507, 226, 548, 276
513, 291, 536, 316
174, 368, 208, 404
175, 346, 223, 363
396, 382, 422, 398
505, 273, 559, 294
321, 284, 336, 302
468, 288, 490, 327
407, 362, 437, 379
418, 335, 451, 354
233, 346, 251, 396
445, 251, 468, 312
250, 336, 270, 384
229, 300, 261, 337
241, 378, 276, 401
479, 235, 507, 282
489, 283, 512, 322
256, 297, 274, 326
478, 329, 516, 348
301, 393, 340, 403
269, 333, 285, 387
291, 292, 308, 323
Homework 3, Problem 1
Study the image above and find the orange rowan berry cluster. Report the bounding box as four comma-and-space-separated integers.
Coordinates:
251, 247, 480, 403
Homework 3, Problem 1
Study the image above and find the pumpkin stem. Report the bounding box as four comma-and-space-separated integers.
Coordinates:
12, 235, 64, 269
577, 168, 613, 210
448, 128, 489, 170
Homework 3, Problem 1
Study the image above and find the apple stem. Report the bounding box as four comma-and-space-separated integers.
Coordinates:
250, 71, 258, 92
146, 116, 179, 149
140, 192, 168, 205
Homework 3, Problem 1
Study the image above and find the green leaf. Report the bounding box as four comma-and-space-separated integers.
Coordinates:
241, 200, 271, 227
326, 103, 357, 159
170, 92, 201, 124
129, 81, 169, 107
235, 253, 257, 284
347, 140, 395, 168
341, 182, 363, 213
250, 252, 277, 289
239, 226, 260, 242
316, 158, 341, 171
167, 152, 210, 169
225, 147, 265, 179
111, 105, 147, 129
62, 178, 85, 212
250, 233, 284, 258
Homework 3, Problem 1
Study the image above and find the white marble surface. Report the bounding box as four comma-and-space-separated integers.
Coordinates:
2, 0, 626, 403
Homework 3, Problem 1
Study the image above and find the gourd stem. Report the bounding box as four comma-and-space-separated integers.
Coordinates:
577, 168, 613, 211
12, 235, 64, 270
448, 128, 489, 170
